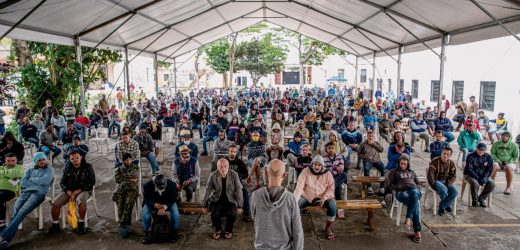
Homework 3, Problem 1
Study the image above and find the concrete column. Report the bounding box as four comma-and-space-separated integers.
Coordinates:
396, 45, 403, 96
124, 46, 130, 100
437, 34, 449, 110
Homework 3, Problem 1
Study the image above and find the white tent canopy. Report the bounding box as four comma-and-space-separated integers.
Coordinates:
1, 0, 519, 61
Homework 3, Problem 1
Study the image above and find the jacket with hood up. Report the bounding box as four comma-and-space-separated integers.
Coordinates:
267, 123, 284, 147
386, 157, 420, 192
491, 131, 519, 164
251, 186, 303, 250
293, 155, 335, 202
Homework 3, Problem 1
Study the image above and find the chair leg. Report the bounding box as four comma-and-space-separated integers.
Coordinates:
85, 209, 88, 228
389, 202, 395, 218
92, 199, 100, 217
396, 203, 402, 226
453, 199, 457, 216
460, 181, 466, 199
38, 204, 44, 230
468, 186, 472, 207
488, 193, 492, 207
61, 207, 66, 228
114, 202, 119, 222
433, 193, 437, 215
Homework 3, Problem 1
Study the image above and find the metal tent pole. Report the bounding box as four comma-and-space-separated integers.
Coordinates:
173, 58, 178, 96
354, 56, 359, 90
470, 0, 520, 42
437, 34, 449, 110
371, 52, 376, 100
75, 36, 85, 115
124, 46, 130, 100
396, 45, 403, 96
154, 53, 159, 99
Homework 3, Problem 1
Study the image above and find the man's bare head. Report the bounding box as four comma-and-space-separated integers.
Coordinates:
267, 159, 286, 186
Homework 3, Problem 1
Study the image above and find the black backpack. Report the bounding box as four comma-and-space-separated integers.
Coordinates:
151, 213, 171, 243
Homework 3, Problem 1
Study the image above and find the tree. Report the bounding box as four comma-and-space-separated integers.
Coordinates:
11, 40, 121, 112
234, 33, 287, 87
204, 39, 231, 87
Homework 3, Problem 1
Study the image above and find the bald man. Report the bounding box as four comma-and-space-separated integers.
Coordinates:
202, 159, 243, 239
251, 160, 304, 250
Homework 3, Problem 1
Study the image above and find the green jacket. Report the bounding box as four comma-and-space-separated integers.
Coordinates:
0, 164, 25, 193
457, 130, 481, 151
491, 131, 519, 164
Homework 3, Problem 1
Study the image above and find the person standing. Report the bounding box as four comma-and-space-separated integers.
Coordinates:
251, 159, 303, 249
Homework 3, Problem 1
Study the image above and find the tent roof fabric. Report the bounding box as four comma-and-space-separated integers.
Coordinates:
1, 0, 519, 61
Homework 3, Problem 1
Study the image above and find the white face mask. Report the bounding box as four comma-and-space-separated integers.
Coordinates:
184, 140, 191, 145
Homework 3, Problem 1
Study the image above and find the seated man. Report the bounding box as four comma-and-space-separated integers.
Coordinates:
427, 147, 458, 216
0, 152, 54, 248
294, 155, 337, 241
491, 131, 519, 194
341, 121, 363, 169
47, 149, 95, 235
434, 111, 455, 143
202, 159, 243, 239
141, 174, 179, 244
31, 114, 45, 135
172, 145, 201, 202
61, 122, 79, 150
266, 123, 284, 161
429, 130, 449, 160
293, 144, 312, 178
201, 117, 222, 156
73, 112, 90, 141
21, 117, 39, 148
320, 122, 338, 148
64, 135, 89, 162
246, 131, 267, 189
175, 134, 199, 160
116, 131, 140, 167
0, 153, 24, 228
113, 153, 139, 239
212, 129, 232, 161
322, 142, 347, 200
377, 113, 392, 142
386, 142, 411, 171
464, 143, 495, 207
457, 123, 481, 166
134, 125, 160, 175
0, 132, 25, 165
409, 113, 430, 153
108, 104, 122, 138
294, 120, 310, 141
50, 112, 66, 142
358, 132, 385, 195
39, 123, 61, 158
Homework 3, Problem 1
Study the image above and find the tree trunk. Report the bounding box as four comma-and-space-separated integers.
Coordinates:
222, 73, 228, 88
11, 39, 33, 67
298, 35, 304, 88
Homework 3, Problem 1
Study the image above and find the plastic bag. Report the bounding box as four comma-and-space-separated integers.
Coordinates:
67, 197, 78, 229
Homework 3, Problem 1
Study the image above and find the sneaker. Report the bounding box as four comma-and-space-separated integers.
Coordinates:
118, 225, 129, 239
45, 223, 61, 235
367, 187, 374, 196
142, 231, 152, 244
479, 200, 487, 207
384, 193, 393, 213
77, 222, 87, 235
445, 206, 452, 213
201, 151, 208, 156
424, 149, 430, 153
378, 187, 385, 195
472, 201, 479, 207
0, 238, 8, 249
438, 208, 445, 216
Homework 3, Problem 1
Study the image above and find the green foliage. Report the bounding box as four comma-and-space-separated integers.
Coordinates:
157, 61, 171, 69
204, 39, 231, 74
234, 33, 287, 85
302, 39, 346, 66
7, 119, 17, 139
13, 41, 121, 112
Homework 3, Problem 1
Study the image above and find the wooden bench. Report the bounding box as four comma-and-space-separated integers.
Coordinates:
283, 135, 293, 145
178, 202, 207, 214
352, 176, 427, 198
304, 199, 382, 231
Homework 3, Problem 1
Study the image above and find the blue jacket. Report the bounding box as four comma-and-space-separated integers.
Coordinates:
386, 145, 411, 171
429, 141, 449, 159
21, 166, 54, 194
464, 152, 494, 186
362, 115, 376, 127
287, 140, 306, 155
434, 118, 453, 132
341, 129, 363, 145
204, 123, 222, 137
410, 119, 428, 133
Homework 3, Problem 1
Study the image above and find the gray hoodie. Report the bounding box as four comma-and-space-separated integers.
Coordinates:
251, 187, 304, 250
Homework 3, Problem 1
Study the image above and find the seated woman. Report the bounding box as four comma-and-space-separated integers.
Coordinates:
386, 155, 422, 243
0, 132, 24, 165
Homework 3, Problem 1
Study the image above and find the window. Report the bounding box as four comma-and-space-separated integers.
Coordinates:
399, 79, 404, 94
360, 69, 367, 83
376, 79, 382, 90
338, 69, 345, 79
480, 81, 496, 111
430, 80, 440, 102
163, 74, 169, 82
452, 81, 464, 104
388, 79, 392, 92
189, 73, 195, 81
412, 80, 419, 99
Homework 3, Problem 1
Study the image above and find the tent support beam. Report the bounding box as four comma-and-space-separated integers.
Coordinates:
173, 58, 177, 96
354, 56, 359, 90
93, 14, 135, 49
357, 28, 397, 62
154, 53, 159, 99
162, 39, 191, 64
125, 0, 234, 46
130, 29, 170, 62
124, 46, 130, 100
385, 13, 440, 58
396, 45, 403, 96
0, 0, 46, 41
470, 0, 520, 42
337, 38, 370, 62
437, 34, 448, 110
371, 52, 376, 99
0, 0, 23, 11
75, 36, 85, 115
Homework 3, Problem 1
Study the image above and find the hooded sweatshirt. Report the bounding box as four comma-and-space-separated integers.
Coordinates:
491, 131, 519, 164
457, 130, 481, 151
268, 123, 284, 147
251, 187, 304, 250
293, 155, 335, 202
386, 159, 419, 191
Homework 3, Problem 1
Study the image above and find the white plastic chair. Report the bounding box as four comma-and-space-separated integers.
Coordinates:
423, 168, 457, 215
60, 187, 100, 228
460, 179, 493, 207
89, 127, 109, 152
153, 140, 164, 162
390, 192, 421, 226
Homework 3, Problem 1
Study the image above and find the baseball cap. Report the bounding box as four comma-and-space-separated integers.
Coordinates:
477, 143, 487, 150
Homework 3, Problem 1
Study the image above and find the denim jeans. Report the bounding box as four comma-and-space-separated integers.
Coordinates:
396, 188, 422, 232
460, 148, 474, 162
1, 191, 45, 242
334, 172, 348, 200
210, 201, 236, 232
443, 131, 455, 143
74, 123, 86, 141
40, 145, 62, 157
143, 152, 160, 174
346, 146, 361, 168
24, 137, 39, 149
192, 124, 203, 139
434, 180, 458, 209
108, 121, 121, 137
241, 183, 250, 217
363, 161, 385, 188
0, 124, 5, 136
56, 127, 65, 141
202, 135, 217, 152
312, 132, 321, 151
298, 197, 337, 221
17, 125, 23, 143
142, 203, 180, 232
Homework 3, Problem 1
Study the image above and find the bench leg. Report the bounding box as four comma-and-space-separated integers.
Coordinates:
367, 208, 376, 232
361, 184, 366, 199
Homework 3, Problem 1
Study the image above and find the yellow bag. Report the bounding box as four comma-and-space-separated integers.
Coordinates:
67, 197, 78, 229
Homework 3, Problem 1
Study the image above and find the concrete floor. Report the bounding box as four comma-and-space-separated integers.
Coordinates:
8, 126, 520, 250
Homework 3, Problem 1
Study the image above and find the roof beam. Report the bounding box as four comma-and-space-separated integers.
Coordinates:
0, 0, 23, 11
130, 28, 170, 62
124, 0, 234, 46
356, 28, 397, 62
154, 7, 263, 53
469, 0, 520, 42
162, 39, 191, 63
78, 0, 164, 37
338, 38, 372, 63
295, 0, 316, 32
290, 0, 400, 45
206, 0, 234, 33
355, 0, 444, 34
0, 0, 46, 41
267, 7, 376, 52
92, 13, 135, 49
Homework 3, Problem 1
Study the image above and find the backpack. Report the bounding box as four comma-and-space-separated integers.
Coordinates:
151, 213, 171, 243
